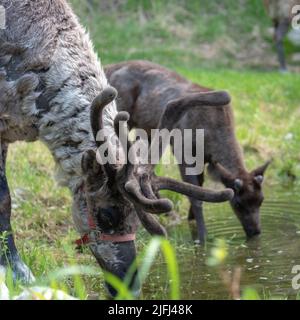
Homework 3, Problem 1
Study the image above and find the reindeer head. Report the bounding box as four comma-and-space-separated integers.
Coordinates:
81, 87, 234, 297
211, 161, 271, 238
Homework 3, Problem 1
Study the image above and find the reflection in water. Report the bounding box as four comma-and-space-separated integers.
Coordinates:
142, 186, 300, 300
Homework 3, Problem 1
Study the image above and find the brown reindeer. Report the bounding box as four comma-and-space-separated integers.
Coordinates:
104, 60, 271, 243
264, 0, 299, 71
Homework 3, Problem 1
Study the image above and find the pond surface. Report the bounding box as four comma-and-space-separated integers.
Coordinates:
142, 186, 300, 300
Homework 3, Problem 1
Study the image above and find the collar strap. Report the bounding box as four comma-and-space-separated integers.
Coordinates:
75, 232, 136, 248
75, 183, 136, 247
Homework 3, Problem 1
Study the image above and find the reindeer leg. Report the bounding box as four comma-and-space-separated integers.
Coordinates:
274, 18, 290, 72
0, 141, 35, 283
187, 173, 204, 221
157, 141, 180, 224
179, 163, 207, 243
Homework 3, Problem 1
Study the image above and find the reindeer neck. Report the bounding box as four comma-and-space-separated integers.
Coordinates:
215, 150, 248, 179
38, 85, 117, 194
36, 55, 116, 193
208, 119, 248, 178
37, 85, 95, 193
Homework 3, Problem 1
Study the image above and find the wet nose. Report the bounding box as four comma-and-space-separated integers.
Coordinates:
102, 240, 141, 298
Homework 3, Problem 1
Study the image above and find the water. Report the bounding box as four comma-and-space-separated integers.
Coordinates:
142, 186, 300, 300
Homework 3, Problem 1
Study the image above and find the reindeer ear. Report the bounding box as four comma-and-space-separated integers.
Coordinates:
81, 150, 101, 175
210, 161, 234, 187
251, 160, 271, 177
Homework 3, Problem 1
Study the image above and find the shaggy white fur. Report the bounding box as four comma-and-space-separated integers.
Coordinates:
0, 0, 120, 272
0, 0, 117, 192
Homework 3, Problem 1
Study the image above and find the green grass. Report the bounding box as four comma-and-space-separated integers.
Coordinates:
2, 0, 300, 299
1, 237, 179, 300
69, 0, 299, 70
5, 68, 300, 299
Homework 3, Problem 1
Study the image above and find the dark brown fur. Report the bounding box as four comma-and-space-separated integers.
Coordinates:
105, 60, 271, 241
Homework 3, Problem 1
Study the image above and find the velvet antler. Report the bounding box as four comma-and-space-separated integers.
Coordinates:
113, 89, 234, 213
90, 87, 118, 182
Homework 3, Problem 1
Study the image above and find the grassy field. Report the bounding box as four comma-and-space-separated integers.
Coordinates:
6, 69, 300, 299
3, 0, 300, 299
71, 0, 300, 71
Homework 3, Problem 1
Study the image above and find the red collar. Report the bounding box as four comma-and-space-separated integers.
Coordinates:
75, 183, 136, 248
75, 232, 136, 248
